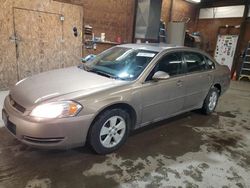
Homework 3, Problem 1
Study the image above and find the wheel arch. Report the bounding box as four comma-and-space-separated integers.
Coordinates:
213, 83, 221, 95
87, 102, 138, 140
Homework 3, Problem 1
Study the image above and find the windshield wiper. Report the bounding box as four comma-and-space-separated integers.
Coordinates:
88, 69, 119, 79
78, 64, 91, 72
79, 66, 125, 80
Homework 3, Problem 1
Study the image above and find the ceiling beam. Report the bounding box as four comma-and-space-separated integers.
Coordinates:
200, 0, 247, 8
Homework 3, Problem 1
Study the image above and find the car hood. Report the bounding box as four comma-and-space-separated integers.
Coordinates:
10, 66, 127, 108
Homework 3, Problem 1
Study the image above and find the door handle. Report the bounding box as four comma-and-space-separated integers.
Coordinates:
176, 80, 183, 87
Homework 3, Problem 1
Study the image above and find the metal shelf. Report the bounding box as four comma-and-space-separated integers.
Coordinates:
242, 68, 250, 71
240, 74, 250, 77
239, 42, 250, 78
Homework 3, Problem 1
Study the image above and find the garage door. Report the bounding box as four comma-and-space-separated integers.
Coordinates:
14, 8, 63, 80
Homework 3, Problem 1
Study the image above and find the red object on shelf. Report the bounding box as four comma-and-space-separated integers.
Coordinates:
232, 71, 237, 81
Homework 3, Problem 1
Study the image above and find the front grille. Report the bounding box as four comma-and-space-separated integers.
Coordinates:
9, 95, 26, 113
23, 136, 64, 144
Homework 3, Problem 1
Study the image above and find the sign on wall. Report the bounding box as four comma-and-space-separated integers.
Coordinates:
214, 35, 238, 71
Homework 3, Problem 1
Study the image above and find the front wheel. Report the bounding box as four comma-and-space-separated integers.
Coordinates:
88, 109, 130, 154
201, 87, 219, 115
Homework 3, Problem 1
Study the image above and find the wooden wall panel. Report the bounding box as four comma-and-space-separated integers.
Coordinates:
0, 0, 18, 91
161, 0, 198, 32
57, 0, 135, 43
240, 21, 250, 53
196, 18, 242, 55
172, 0, 198, 32
161, 0, 172, 23
60, 3, 83, 67
197, 1, 249, 76
55, 0, 135, 56
83, 0, 134, 43
14, 8, 63, 79
0, 0, 83, 90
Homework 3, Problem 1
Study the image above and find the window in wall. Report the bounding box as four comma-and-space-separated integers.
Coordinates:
199, 5, 245, 19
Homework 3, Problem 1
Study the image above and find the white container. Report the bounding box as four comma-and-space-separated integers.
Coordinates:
167, 22, 186, 46
101, 33, 105, 42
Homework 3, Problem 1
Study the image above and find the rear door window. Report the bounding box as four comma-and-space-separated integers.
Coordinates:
183, 52, 207, 73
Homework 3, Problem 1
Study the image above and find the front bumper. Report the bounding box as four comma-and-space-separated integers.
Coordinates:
2, 96, 94, 149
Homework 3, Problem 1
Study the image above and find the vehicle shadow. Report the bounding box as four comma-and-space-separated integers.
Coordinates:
115, 111, 219, 159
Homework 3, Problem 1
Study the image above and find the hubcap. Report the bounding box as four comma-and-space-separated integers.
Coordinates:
208, 91, 217, 111
100, 116, 126, 148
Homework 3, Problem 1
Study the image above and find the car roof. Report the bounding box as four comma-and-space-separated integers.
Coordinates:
117, 43, 215, 61
117, 43, 218, 65
118, 43, 184, 52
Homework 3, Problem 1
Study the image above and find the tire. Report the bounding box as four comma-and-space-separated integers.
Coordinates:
88, 108, 130, 154
201, 87, 219, 115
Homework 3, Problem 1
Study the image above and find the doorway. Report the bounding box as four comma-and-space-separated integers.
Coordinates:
13, 8, 64, 80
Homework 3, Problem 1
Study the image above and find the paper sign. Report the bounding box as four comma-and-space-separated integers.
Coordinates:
137, 53, 156, 58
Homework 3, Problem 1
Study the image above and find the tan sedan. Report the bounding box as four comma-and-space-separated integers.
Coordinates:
2, 44, 230, 154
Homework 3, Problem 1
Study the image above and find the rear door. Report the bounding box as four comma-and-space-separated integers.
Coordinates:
140, 52, 186, 124
182, 52, 213, 110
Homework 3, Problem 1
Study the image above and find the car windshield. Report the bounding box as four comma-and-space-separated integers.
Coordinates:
81, 47, 158, 81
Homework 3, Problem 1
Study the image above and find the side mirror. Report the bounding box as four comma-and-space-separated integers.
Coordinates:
152, 71, 170, 81
81, 54, 96, 63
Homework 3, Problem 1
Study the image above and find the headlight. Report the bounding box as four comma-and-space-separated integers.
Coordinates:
30, 101, 82, 118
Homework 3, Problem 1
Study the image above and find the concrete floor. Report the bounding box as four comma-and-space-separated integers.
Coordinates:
0, 81, 250, 188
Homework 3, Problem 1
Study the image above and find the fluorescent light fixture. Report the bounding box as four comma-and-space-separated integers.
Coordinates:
186, 0, 201, 3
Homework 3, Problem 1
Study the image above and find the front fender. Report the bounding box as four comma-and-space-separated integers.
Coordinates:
77, 86, 143, 128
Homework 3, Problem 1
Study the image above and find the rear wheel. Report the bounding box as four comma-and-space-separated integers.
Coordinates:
89, 109, 130, 154
201, 87, 219, 115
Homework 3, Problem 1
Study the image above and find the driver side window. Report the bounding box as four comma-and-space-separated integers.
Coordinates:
146, 52, 183, 81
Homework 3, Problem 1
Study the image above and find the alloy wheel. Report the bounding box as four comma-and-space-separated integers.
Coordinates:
208, 91, 218, 111
99, 116, 126, 148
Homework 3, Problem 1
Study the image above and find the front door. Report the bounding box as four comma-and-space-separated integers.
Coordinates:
140, 52, 186, 124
